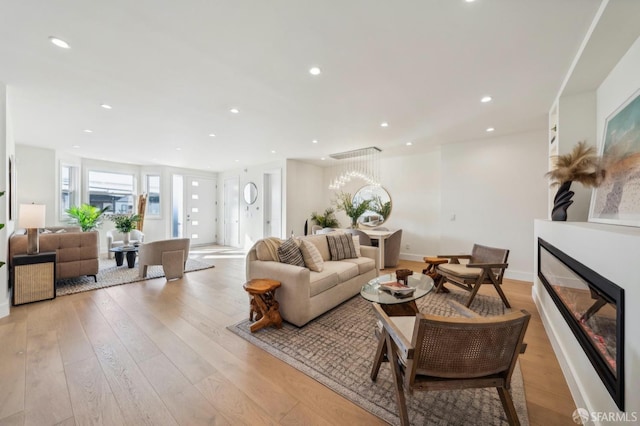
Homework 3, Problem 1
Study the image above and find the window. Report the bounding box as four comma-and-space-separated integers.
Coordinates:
146, 175, 161, 217
60, 164, 79, 217
88, 171, 135, 214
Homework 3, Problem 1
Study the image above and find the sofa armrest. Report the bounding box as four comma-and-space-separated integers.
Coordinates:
360, 246, 380, 270
248, 260, 311, 316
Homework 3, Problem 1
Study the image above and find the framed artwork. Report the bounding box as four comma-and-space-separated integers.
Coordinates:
589, 88, 640, 227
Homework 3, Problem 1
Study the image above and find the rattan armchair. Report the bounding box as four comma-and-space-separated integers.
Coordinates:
436, 244, 511, 308
371, 302, 530, 426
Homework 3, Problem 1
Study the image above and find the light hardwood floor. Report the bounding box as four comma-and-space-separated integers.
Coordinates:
0, 253, 576, 425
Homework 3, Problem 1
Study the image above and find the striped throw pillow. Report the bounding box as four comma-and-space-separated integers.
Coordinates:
299, 239, 324, 272
327, 233, 358, 260
277, 237, 305, 267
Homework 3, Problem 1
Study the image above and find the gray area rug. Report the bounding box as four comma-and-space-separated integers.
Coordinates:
228, 289, 529, 426
56, 256, 215, 296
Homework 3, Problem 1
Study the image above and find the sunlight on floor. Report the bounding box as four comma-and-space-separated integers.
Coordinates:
189, 245, 247, 259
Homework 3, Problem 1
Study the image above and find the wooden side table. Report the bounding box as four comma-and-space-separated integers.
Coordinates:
243, 279, 283, 332
422, 256, 449, 293
12, 252, 57, 305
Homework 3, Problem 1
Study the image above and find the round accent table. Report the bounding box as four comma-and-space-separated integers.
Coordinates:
243, 278, 283, 332
360, 272, 434, 316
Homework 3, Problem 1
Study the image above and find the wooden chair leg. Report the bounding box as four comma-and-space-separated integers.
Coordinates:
370, 329, 387, 381
465, 280, 483, 307
497, 387, 520, 426
385, 334, 410, 426
489, 275, 511, 308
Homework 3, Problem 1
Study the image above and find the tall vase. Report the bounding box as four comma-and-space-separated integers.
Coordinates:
123, 231, 131, 247
551, 181, 575, 221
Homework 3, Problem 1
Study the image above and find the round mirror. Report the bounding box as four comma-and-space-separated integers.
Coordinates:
353, 185, 392, 227
243, 182, 258, 204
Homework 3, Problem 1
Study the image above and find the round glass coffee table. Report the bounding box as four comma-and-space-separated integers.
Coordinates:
361, 273, 434, 316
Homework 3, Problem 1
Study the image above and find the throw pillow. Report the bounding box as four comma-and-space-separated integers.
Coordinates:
327, 233, 358, 261
55, 229, 67, 233
352, 236, 361, 257
41, 229, 52, 234
299, 239, 324, 272
277, 237, 305, 267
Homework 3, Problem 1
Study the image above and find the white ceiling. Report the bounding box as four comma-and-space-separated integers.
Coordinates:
0, 0, 601, 172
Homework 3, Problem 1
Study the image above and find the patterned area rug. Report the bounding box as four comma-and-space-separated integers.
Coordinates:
228, 289, 529, 426
56, 256, 215, 296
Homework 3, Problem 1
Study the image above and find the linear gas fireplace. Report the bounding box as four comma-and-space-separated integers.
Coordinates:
537, 238, 625, 410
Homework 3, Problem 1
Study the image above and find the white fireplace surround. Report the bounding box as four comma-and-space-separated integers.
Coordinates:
533, 220, 639, 420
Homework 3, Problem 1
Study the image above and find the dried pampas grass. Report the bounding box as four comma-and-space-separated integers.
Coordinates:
546, 141, 605, 187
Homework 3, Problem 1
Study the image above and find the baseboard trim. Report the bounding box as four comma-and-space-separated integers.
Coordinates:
399, 253, 426, 262
504, 270, 532, 282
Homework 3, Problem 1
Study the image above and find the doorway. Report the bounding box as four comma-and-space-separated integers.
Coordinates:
263, 169, 282, 238
223, 177, 240, 247
171, 174, 217, 244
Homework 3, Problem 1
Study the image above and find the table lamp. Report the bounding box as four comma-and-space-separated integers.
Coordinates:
19, 204, 46, 254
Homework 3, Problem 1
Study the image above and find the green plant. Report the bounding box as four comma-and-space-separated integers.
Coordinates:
66, 204, 110, 231
334, 191, 371, 228
310, 208, 340, 228
110, 213, 141, 233
371, 195, 392, 220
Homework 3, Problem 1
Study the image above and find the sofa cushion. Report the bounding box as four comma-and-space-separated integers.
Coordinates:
309, 270, 339, 297
327, 233, 358, 260
277, 237, 305, 267
299, 239, 324, 272
298, 234, 331, 261
342, 256, 376, 275
322, 261, 359, 283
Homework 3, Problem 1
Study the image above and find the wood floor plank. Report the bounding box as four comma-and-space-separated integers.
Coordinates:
72, 297, 178, 426
138, 354, 231, 426
64, 356, 126, 426
24, 330, 74, 426
50, 296, 95, 365
0, 411, 24, 426
0, 321, 27, 420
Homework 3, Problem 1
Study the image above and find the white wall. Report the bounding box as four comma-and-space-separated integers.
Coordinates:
1, 84, 16, 318
440, 131, 548, 281
286, 159, 324, 237
15, 145, 56, 225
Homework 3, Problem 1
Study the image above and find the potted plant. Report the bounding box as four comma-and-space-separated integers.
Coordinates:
310, 208, 340, 228
110, 213, 141, 246
334, 191, 371, 228
371, 195, 391, 221
66, 204, 110, 231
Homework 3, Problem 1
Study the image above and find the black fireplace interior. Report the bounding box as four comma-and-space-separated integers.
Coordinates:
537, 238, 624, 411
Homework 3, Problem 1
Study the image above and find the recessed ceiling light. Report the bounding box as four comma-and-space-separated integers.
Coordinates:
271, 150, 276, 154
176, 147, 182, 151
72, 145, 80, 149
406, 142, 413, 146
309, 67, 321, 76
481, 96, 492, 103
312, 139, 318, 144
49, 36, 70, 49
380, 122, 389, 128
320, 157, 326, 160
235, 159, 239, 162
208, 133, 216, 137
486, 127, 495, 132
100, 104, 112, 109
229, 108, 240, 114
84, 129, 93, 133
465, 0, 476, 3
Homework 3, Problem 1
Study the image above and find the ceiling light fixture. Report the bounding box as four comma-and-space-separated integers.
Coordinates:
309, 67, 321, 76
176, 147, 182, 151
465, 0, 476, 3
72, 145, 80, 149
48, 36, 70, 49
481, 96, 492, 103
271, 150, 276, 154
406, 142, 413, 146
380, 122, 389, 128
229, 108, 239, 114
100, 104, 112, 109
83, 129, 93, 133
328, 146, 381, 190
235, 159, 239, 162
208, 133, 216, 137
321, 157, 326, 160
486, 127, 495, 132
312, 139, 318, 144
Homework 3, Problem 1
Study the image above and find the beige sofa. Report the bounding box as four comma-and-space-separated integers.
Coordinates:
9, 226, 99, 281
246, 234, 379, 327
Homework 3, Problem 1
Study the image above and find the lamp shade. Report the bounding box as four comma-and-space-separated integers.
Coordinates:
19, 204, 46, 229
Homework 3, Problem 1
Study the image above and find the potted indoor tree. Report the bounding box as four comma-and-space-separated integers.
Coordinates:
110, 213, 141, 246
66, 204, 110, 231
334, 191, 371, 228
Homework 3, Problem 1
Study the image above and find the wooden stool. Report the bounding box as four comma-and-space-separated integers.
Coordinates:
243, 279, 283, 332
422, 257, 449, 293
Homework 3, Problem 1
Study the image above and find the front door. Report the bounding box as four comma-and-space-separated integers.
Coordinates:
186, 176, 217, 245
